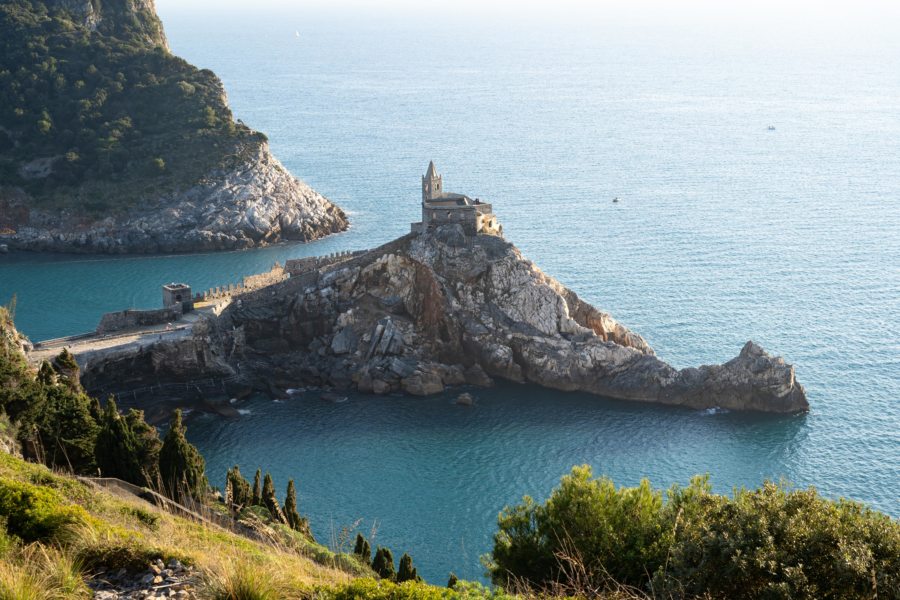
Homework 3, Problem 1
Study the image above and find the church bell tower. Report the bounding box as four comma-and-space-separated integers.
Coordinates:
422, 160, 442, 202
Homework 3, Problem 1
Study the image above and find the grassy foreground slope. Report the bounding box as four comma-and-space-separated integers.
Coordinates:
0, 450, 356, 596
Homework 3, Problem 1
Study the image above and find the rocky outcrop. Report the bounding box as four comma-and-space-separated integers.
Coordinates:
46, 0, 168, 48
76, 226, 809, 413
1, 143, 348, 253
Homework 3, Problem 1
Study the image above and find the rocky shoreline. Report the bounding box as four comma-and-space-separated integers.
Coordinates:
74, 226, 808, 414
0, 142, 348, 254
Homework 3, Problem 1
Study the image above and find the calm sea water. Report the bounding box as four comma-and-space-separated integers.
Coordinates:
1, 5, 898, 582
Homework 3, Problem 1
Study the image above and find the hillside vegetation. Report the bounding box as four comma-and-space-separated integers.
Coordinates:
2, 304, 899, 598
0, 0, 265, 214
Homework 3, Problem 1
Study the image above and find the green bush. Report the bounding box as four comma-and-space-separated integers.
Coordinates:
0, 476, 87, 542
488, 466, 900, 599
319, 579, 515, 600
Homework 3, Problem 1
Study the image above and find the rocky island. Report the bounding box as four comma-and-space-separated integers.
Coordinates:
0, 0, 347, 253
54, 163, 808, 414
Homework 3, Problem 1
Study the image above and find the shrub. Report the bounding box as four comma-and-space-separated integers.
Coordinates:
319, 579, 515, 600
489, 466, 900, 599
0, 477, 87, 542
319, 578, 447, 600
75, 539, 171, 573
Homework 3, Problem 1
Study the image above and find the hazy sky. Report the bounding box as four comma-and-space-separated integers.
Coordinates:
155, 0, 900, 26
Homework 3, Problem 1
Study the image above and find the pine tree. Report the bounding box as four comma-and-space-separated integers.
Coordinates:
397, 553, 419, 583
94, 397, 142, 483
251, 468, 262, 506
447, 573, 458, 589
158, 409, 206, 503
371, 547, 395, 580
261, 472, 286, 524
354, 533, 371, 563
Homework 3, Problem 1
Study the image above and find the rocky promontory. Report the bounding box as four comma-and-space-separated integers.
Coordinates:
76, 226, 808, 413
0, 0, 347, 254
1, 141, 348, 253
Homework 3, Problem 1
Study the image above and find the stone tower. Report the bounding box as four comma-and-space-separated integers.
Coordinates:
422, 160, 442, 202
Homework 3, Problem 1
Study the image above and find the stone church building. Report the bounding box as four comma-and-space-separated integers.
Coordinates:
411, 161, 501, 236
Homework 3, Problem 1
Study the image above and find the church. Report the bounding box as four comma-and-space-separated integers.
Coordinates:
411, 161, 501, 236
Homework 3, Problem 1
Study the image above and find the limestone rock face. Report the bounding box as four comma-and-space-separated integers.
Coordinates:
79, 227, 809, 413
3, 143, 348, 254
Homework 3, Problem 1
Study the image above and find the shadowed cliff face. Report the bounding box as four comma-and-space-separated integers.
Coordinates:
79, 226, 808, 414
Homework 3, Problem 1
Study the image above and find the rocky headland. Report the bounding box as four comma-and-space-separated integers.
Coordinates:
0, 0, 347, 254
1, 141, 348, 253
75, 226, 808, 413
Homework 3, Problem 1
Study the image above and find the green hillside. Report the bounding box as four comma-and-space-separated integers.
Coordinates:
0, 0, 265, 215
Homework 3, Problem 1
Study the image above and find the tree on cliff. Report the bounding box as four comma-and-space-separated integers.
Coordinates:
94, 397, 141, 482
261, 472, 286, 524
283, 479, 311, 537
372, 547, 395, 580
158, 409, 206, 503
124, 407, 162, 485
225, 465, 252, 510
397, 553, 420, 583
51, 349, 81, 391
252, 468, 262, 506
354, 533, 371, 563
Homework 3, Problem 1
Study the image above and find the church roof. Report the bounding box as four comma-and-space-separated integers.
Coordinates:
425, 160, 438, 179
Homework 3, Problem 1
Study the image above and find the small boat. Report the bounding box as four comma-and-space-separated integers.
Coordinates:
767, 125, 776, 131
295, 30, 300, 38
612, 197, 619, 203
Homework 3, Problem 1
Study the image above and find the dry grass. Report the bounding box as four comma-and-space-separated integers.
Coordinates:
0, 452, 354, 597
0, 544, 90, 600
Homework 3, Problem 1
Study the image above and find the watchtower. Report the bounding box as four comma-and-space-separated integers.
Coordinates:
422, 160, 442, 202
162, 282, 193, 312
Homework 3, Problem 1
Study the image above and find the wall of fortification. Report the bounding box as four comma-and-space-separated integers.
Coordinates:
96, 305, 181, 335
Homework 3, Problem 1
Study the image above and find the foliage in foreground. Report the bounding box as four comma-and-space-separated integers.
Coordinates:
489, 465, 900, 599
0, 306, 206, 505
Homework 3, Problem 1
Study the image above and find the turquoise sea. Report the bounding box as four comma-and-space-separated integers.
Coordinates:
1, 5, 899, 582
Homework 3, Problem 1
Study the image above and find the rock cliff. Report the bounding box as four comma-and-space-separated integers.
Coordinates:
3, 142, 348, 253
78, 226, 809, 413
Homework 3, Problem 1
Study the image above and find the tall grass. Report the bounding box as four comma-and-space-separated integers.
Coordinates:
0, 543, 90, 600
201, 557, 289, 600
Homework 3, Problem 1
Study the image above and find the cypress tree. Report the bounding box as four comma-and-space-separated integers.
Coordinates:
354, 533, 371, 563
36, 361, 56, 386
447, 573, 458, 589
226, 465, 252, 509
124, 408, 161, 485
261, 472, 286, 524
371, 547, 395, 580
158, 409, 206, 503
283, 479, 310, 536
251, 468, 262, 506
52, 349, 81, 390
397, 553, 419, 583
94, 397, 142, 483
